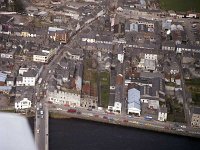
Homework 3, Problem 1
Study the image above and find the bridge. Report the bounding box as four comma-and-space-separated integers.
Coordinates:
35, 102, 49, 150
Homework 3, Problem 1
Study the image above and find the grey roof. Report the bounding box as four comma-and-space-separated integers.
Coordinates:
159, 107, 167, 113
162, 41, 176, 47
109, 92, 115, 106
193, 107, 200, 114
115, 85, 123, 103
110, 68, 117, 86
16, 76, 23, 81
96, 43, 113, 50
6, 77, 15, 82
76, 62, 83, 77
23, 69, 38, 77
140, 72, 164, 79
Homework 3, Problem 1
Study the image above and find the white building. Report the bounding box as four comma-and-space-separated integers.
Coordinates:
158, 107, 167, 122
48, 90, 80, 107
22, 69, 39, 86
113, 102, 122, 113
144, 54, 157, 60
148, 100, 159, 109
6, 77, 14, 86
127, 88, 141, 116
33, 49, 56, 63
15, 98, 32, 110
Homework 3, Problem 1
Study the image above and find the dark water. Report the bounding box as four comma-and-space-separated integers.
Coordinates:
28, 118, 200, 150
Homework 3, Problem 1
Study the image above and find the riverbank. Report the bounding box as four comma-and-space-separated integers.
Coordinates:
49, 111, 200, 139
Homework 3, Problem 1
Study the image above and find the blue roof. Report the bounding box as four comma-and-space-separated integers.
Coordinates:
0, 72, 7, 82
0, 86, 12, 92
128, 88, 141, 110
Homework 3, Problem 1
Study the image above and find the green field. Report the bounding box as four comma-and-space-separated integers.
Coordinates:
100, 72, 110, 108
159, 0, 200, 12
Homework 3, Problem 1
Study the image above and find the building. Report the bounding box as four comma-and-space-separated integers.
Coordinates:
48, 89, 80, 107
191, 107, 200, 128
33, 49, 57, 63
6, 77, 15, 86
158, 107, 167, 121
15, 98, 32, 110
127, 88, 141, 116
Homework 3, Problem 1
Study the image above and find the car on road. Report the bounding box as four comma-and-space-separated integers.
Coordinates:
67, 109, 76, 113
40, 110, 44, 115
181, 125, 187, 128
103, 116, 108, 119
37, 129, 40, 133
77, 111, 81, 115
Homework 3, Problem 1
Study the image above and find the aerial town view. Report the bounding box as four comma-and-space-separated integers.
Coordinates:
0, 0, 200, 150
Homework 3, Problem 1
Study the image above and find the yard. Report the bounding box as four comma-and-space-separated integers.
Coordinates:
100, 71, 110, 108
159, 0, 200, 12
83, 59, 98, 97
185, 79, 200, 106
166, 97, 185, 123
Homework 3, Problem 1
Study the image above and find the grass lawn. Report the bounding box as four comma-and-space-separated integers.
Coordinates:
100, 72, 110, 108
159, 0, 200, 12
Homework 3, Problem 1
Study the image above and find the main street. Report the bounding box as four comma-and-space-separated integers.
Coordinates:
177, 55, 191, 125
34, 8, 107, 149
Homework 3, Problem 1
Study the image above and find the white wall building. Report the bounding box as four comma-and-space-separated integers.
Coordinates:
33, 49, 56, 63
113, 102, 122, 113
128, 88, 141, 116
158, 107, 167, 121
48, 90, 80, 107
15, 98, 32, 110
144, 54, 157, 61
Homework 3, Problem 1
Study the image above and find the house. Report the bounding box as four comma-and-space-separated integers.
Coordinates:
22, 69, 38, 86
66, 48, 83, 61
191, 107, 200, 128
168, 10, 176, 17
33, 48, 57, 63
127, 88, 141, 116
0, 72, 7, 83
158, 107, 167, 121
80, 95, 98, 108
6, 77, 15, 86
47, 89, 80, 107
113, 102, 122, 113
16, 77, 23, 86
176, 44, 192, 53
75, 62, 83, 91
117, 44, 124, 63
48, 27, 69, 44
162, 41, 176, 51
148, 100, 159, 109
15, 98, 32, 110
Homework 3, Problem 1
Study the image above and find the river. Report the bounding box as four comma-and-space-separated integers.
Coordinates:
28, 118, 200, 150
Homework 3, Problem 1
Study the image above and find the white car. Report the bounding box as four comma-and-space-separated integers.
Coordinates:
181, 125, 187, 128
37, 129, 40, 133
40, 110, 44, 115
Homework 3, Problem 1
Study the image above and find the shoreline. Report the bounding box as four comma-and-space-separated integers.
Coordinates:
48, 111, 200, 139
1, 110, 199, 138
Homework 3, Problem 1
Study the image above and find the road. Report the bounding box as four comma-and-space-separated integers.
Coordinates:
34, 8, 107, 149
35, 102, 48, 150
48, 104, 200, 137
177, 55, 191, 125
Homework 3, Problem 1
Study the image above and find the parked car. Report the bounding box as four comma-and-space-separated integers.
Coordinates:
67, 109, 76, 113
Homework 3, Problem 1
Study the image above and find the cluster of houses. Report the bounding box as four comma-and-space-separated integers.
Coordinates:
1, 0, 200, 124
